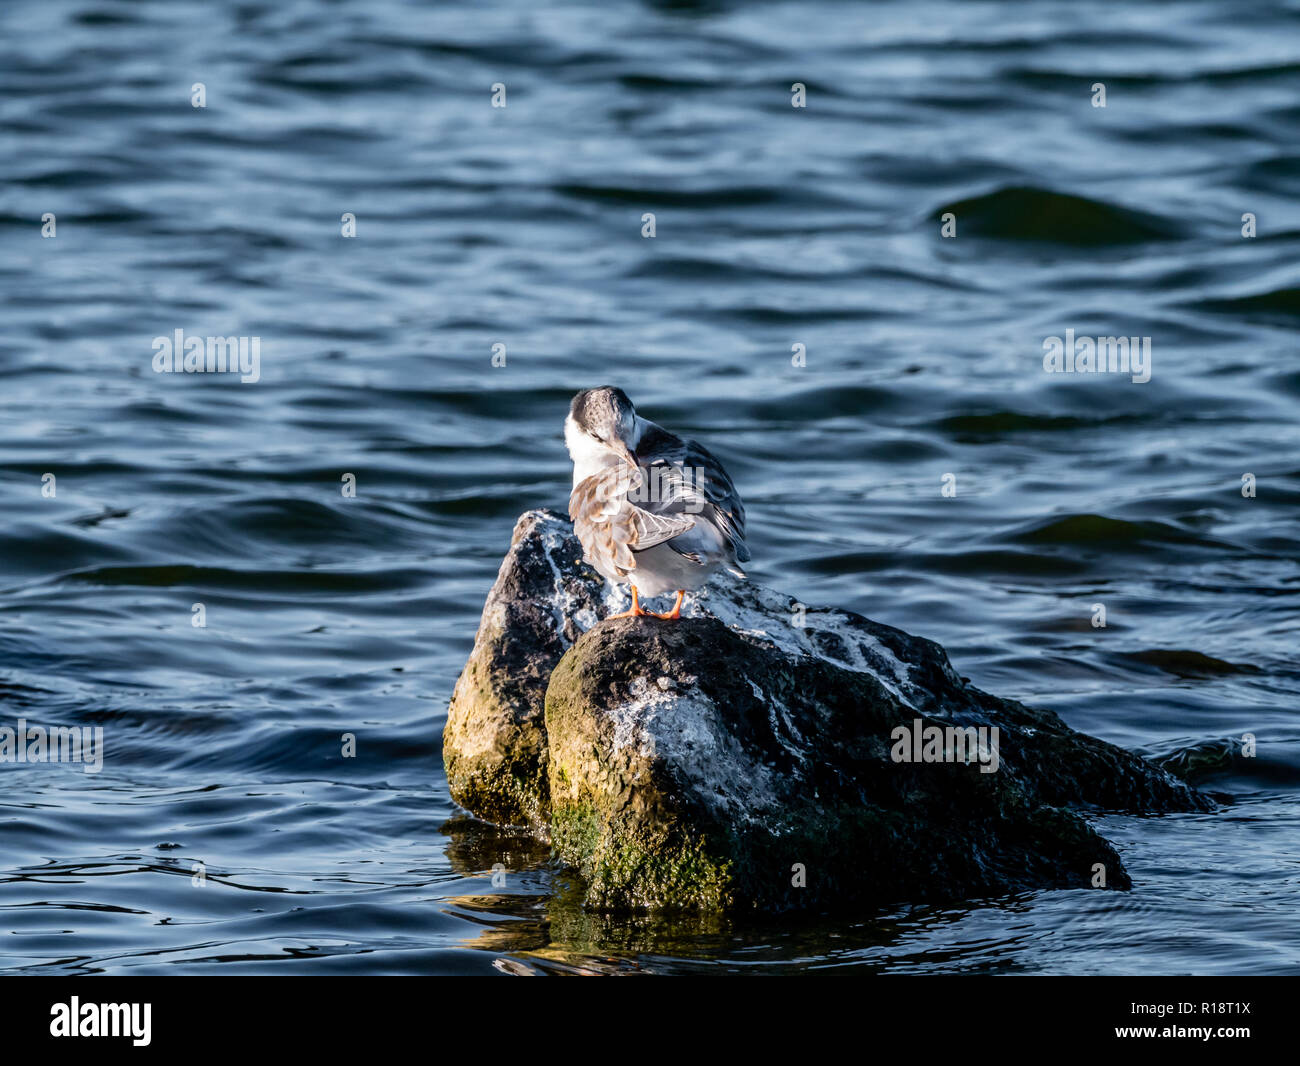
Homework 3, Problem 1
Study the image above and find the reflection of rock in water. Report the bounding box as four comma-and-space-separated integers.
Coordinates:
441, 813, 553, 877
444, 510, 1212, 913
439, 813, 553, 958
461, 877, 989, 975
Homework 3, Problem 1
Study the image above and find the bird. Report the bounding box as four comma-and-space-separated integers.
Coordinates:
564, 386, 749, 619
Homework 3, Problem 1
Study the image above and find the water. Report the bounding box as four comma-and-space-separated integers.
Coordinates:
1, 0, 1298, 975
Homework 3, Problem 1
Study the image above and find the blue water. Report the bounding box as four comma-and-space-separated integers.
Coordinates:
1, 0, 1298, 974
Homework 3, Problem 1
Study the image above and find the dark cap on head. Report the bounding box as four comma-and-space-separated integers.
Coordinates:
569, 386, 635, 437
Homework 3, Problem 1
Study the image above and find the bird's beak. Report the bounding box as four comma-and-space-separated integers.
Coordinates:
614, 440, 636, 467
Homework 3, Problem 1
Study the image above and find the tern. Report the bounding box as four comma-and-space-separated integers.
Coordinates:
564, 386, 750, 619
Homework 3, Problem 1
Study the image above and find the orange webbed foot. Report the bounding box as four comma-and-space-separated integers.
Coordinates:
608, 585, 651, 619
608, 605, 651, 618
650, 590, 686, 620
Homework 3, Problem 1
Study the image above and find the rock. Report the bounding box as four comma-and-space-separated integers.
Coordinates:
443, 509, 606, 827
444, 509, 1213, 910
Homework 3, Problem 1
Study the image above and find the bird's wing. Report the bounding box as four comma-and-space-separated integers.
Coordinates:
634, 426, 750, 563
569, 464, 694, 577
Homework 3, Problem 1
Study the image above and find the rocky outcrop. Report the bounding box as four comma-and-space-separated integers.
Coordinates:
443, 510, 606, 827
443, 509, 1212, 911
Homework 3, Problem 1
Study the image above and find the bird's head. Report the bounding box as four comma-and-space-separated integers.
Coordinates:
565, 386, 640, 466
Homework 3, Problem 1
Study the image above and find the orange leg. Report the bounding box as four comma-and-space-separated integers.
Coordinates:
651, 590, 686, 620
608, 584, 651, 618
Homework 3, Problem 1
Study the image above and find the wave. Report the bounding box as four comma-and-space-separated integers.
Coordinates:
1147, 737, 1297, 787
1004, 513, 1225, 550
931, 186, 1186, 245
1192, 286, 1300, 320
1120, 649, 1261, 678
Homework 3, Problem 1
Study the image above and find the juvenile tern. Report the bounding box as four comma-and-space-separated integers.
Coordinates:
564, 386, 749, 619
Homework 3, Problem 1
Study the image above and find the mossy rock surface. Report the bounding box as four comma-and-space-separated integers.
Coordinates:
443, 509, 605, 827
545, 616, 1210, 912
446, 509, 1211, 910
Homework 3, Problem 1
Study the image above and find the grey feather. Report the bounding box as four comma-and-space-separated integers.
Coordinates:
633, 423, 750, 564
